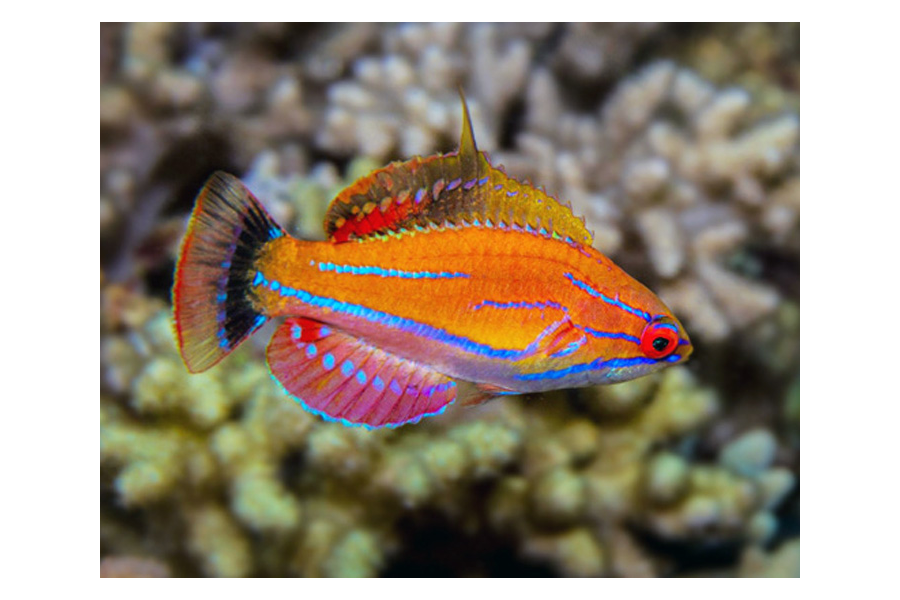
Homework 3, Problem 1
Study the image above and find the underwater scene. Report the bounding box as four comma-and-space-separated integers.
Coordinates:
100, 23, 799, 578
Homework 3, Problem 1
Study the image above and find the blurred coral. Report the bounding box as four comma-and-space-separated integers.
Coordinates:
100, 555, 171, 578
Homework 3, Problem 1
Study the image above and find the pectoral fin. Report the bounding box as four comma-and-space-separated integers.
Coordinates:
528, 317, 587, 360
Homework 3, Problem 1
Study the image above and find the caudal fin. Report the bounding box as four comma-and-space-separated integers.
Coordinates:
173, 171, 285, 373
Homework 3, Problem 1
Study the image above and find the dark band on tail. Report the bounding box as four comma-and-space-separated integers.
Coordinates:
173, 171, 285, 372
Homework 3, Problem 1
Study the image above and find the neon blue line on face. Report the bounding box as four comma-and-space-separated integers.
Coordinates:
563, 273, 651, 322
579, 326, 640, 345
516, 354, 679, 382
317, 262, 470, 280
252, 271, 539, 360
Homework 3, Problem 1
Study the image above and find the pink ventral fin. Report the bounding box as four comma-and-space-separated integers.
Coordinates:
266, 317, 457, 429
458, 382, 521, 407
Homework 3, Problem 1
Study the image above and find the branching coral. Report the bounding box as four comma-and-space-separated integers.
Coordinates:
313, 23, 540, 159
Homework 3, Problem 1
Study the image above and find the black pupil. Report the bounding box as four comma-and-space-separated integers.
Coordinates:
652, 337, 670, 352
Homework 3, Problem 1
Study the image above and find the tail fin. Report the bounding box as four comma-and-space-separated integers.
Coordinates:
173, 171, 286, 373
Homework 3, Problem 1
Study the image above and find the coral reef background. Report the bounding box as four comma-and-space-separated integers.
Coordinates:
100, 23, 799, 577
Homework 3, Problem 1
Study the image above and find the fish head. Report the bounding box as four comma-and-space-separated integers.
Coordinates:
577, 278, 693, 385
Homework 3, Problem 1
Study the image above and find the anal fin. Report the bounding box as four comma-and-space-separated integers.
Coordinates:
267, 317, 456, 429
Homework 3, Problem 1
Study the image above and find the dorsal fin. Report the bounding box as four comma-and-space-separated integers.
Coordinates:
323, 95, 593, 246
458, 87, 480, 172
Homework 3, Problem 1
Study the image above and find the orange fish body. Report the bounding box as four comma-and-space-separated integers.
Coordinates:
173, 97, 692, 428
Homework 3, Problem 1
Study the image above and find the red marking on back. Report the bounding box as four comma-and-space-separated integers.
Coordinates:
331, 191, 419, 242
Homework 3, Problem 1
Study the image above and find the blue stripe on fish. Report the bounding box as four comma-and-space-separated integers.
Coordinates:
516, 354, 680, 382
563, 273, 651, 322
473, 299, 567, 312
317, 262, 470, 280
252, 271, 540, 360
578, 326, 640, 345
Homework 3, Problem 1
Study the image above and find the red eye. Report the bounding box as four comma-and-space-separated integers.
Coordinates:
640, 323, 680, 359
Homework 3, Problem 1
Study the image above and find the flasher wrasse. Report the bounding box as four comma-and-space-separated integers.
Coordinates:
173, 98, 692, 429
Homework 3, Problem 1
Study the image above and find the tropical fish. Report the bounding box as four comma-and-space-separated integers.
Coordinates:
173, 97, 692, 429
